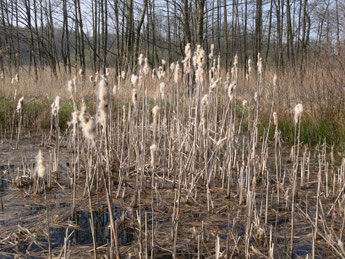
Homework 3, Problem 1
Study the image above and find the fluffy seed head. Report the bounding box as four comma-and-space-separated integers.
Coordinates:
138, 54, 145, 67
131, 74, 138, 87
201, 94, 209, 106
36, 150, 45, 178
273, 73, 277, 87
160, 82, 166, 99
273, 112, 278, 127
185, 43, 192, 59
51, 96, 61, 116
227, 81, 237, 101
152, 105, 160, 120
294, 104, 303, 125
174, 63, 180, 83
143, 58, 150, 75
16, 96, 24, 113
15, 73, 19, 82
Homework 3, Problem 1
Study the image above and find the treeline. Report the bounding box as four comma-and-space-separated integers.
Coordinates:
0, 0, 343, 78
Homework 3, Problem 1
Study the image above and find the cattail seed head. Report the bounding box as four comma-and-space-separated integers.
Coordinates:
201, 94, 209, 107
248, 59, 252, 74
227, 81, 237, 101
51, 96, 61, 117
97, 79, 109, 130
150, 144, 158, 168
36, 150, 45, 178
185, 43, 192, 59
138, 53, 145, 67
273, 112, 278, 127
273, 73, 277, 87
170, 62, 175, 72
234, 55, 238, 66
209, 43, 215, 60
174, 63, 180, 83
294, 104, 303, 125
15, 73, 19, 82
143, 58, 150, 75
152, 105, 160, 121
16, 96, 24, 113
160, 82, 166, 99
131, 74, 138, 87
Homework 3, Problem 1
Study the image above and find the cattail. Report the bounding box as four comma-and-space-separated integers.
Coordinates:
152, 69, 156, 79
15, 73, 19, 82
68, 110, 79, 139
209, 78, 220, 93
242, 100, 248, 107
121, 71, 126, 80
36, 150, 45, 178
185, 43, 192, 59
209, 43, 215, 60
197, 46, 206, 69
51, 96, 61, 117
174, 63, 180, 83
0, 71, 4, 79
67, 79, 76, 98
80, 114, 96, 146
227, 81, 237, 101
273, 112, 278, 127
294, 104, 303, 125
150, 144, 158, 168
160, 82, 166, 99
248, 59, 252, 74
11, 78, 15, 84
143, 58, 150, 75
132, 89, 138, 109
201, 94, 209, 106
195, 67, 204, 85
138, 53, 145, 68
96, 79, 109, 129
152, 105, 160, 122
95, 72, 99, 82
234, 54, 238, 66
131, 74, 138, 87
14, 89, 17, 100
16, 96, 24, 113
112, 85, 117, 95
89, 75, 94, 83
257, 53, 263, 76
105, 68, 110, 77
79, 69, 84, 77
273, 73, 277, 87
170, 62, 175, 72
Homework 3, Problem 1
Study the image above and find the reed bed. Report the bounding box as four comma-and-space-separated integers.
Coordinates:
0, 48, 345, 258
